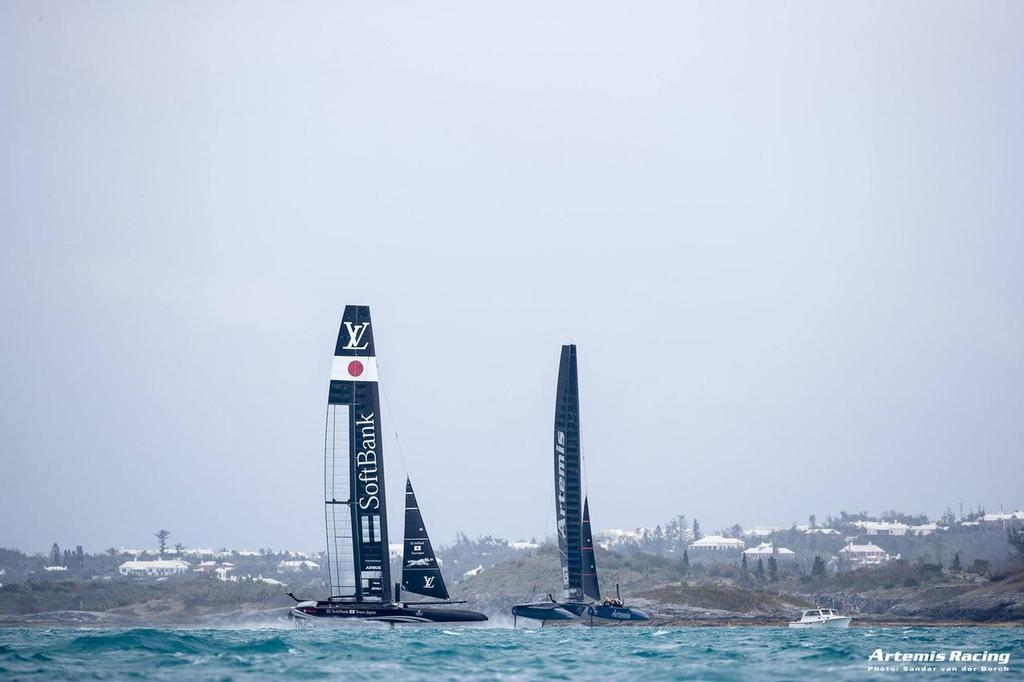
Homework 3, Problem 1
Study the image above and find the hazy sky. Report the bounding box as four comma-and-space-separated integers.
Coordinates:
2, 2, 1022, 554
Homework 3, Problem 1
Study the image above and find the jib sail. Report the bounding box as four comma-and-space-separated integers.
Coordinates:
581, 496, 601, 600
401, 478, 450, 600
554, 344, 584, 602
324, 305, 391, 602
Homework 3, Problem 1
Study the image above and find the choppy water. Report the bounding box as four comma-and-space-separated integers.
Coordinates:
0, 625, 1020, 680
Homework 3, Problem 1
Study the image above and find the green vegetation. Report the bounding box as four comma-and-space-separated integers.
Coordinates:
0, 575, 300, 618
638, 583, 812, 613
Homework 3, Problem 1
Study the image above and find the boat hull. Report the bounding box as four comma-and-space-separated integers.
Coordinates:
586, 604, 651, 622
291, 602, 488, 624
511, 602, 578, 621
511, 601, 650, 622
788, 617, 852, 628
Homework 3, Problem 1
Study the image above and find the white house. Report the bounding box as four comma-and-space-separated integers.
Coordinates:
742, 542, 796, 561
277, 560, 320, 573
852, 520, 943, 536
982, 511, 1024, 526
852, 521, 910, 536
690, 536, 746, 551
793, 524, 841, 535
254, 575, 286, 586
43, 565, 67, 572
118, 559, 190, 576
838, 543, 896, 567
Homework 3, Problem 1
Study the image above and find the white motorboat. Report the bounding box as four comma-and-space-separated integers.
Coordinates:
788, 608, 852, 628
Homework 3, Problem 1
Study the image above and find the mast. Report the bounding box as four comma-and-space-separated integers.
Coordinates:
401, 478, 450, 600
554, 344, 583, 602
581, 496, 601, 600
324, 305, 392, 603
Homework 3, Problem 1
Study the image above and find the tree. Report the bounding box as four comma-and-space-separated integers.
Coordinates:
811, 555, 826, 579
809, 514, 816, 529
767, 556, 779, 582
665, 515, 688, 552
75, 545, 84, 568
174, 543, 184, 554
951, 552, 961, 571
1008, 526, 1024, 558
674, 515, 688, 548
155, 530, 171, 557
740, 553, 750, 585
692, 519, 702, 541
106, 548, 118, 557
755, 558, 765, 582
49, 543, 61, 566
682, 550, 690, 574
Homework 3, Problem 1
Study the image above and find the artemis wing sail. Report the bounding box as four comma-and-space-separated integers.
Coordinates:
581, 496, 601, 600
324, 305, 391, 603
401, 478, 450, 600
554, 344, 584, 602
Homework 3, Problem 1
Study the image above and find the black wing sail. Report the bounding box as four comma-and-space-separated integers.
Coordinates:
554, 344, 584, 602
401, 478, 450, 600
581, 496, 601, 600
324, 305, 391, 603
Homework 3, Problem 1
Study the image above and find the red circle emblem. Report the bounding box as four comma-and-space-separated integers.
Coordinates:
347, 360, 364, 377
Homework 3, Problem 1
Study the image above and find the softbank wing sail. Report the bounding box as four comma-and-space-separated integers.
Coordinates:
325, 306, 390, 602
290, 306, 486, 624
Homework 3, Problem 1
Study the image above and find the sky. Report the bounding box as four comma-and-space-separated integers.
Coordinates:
1, 2, 1022, 554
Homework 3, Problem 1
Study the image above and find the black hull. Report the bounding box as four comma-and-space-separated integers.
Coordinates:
512, 601, 650, 623
511, 602, 577, 621
292, 601, 487, 624
583, 604, 650, 622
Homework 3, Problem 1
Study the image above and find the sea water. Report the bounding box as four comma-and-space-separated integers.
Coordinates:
0, 625, 1020, 680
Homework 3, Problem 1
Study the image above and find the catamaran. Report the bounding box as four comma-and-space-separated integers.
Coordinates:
289, 306, 487, 624
512, 345, 650, 626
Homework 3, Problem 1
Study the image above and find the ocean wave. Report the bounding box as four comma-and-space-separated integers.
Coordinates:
224, 636, 294, 655
63, 628, 213, 656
